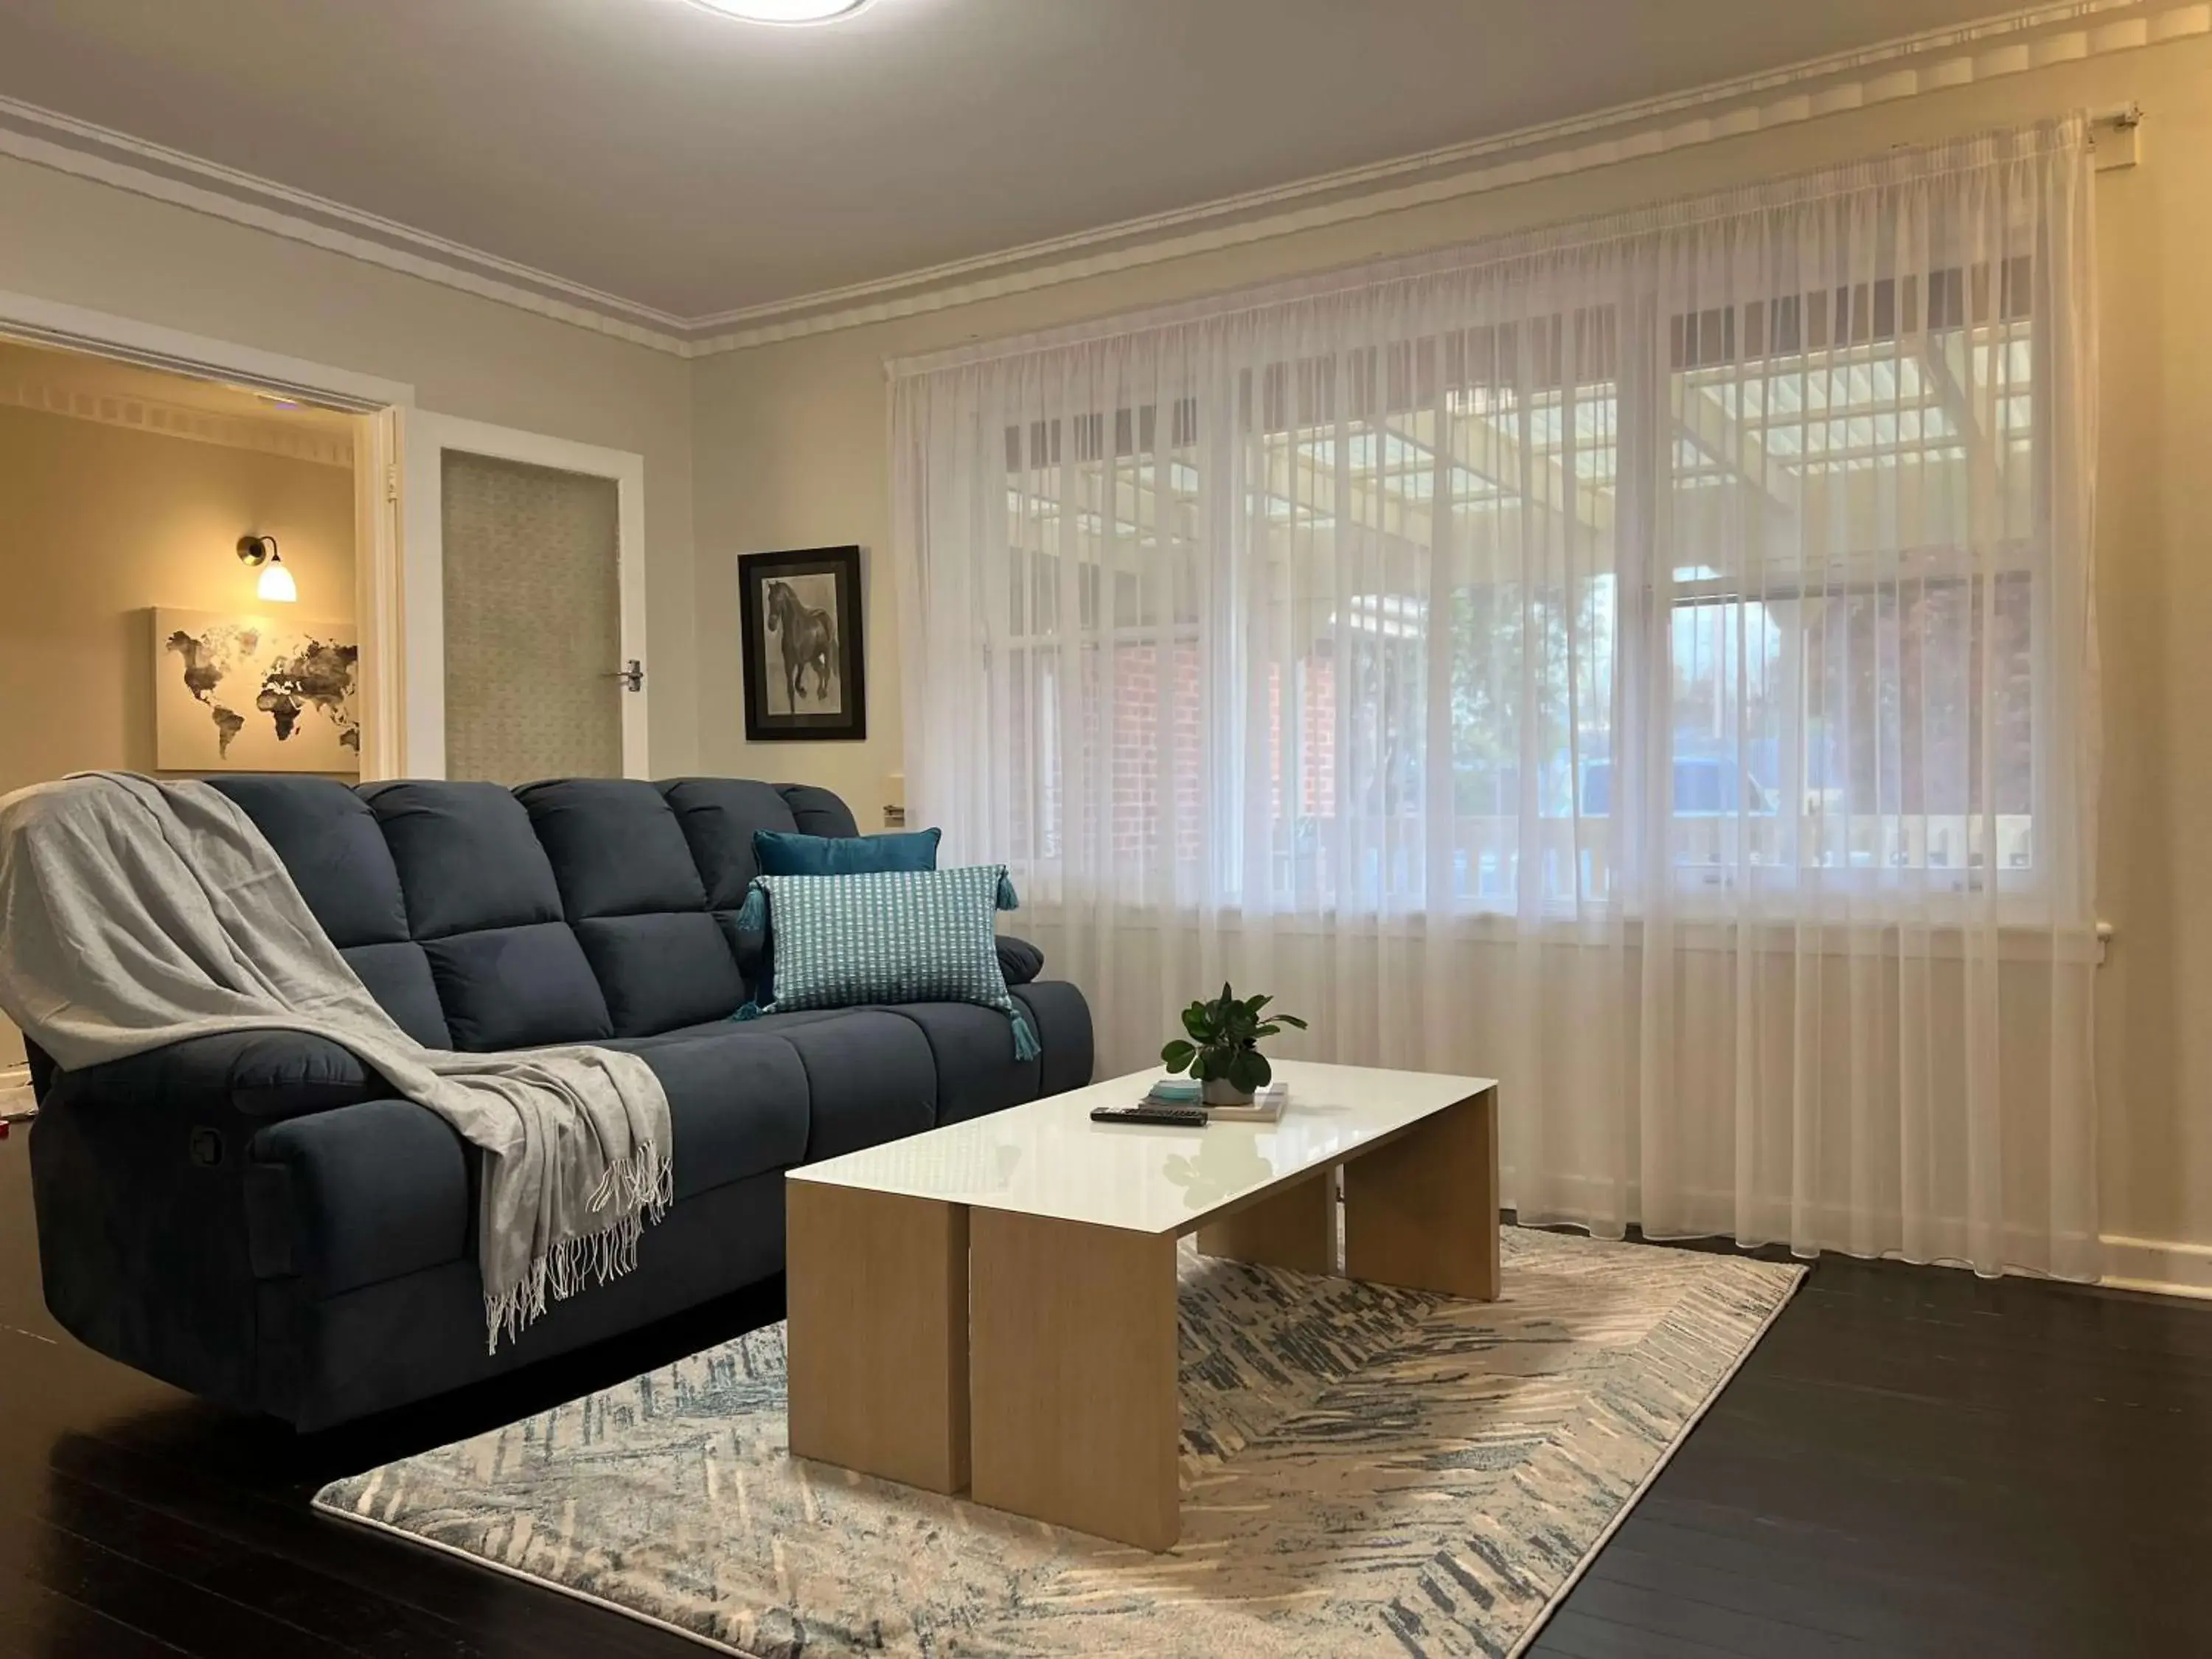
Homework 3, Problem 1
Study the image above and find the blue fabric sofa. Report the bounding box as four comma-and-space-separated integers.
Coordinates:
24, 776, 1092, 1430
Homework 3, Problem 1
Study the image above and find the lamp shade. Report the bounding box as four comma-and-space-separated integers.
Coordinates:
257, 558, 298, 604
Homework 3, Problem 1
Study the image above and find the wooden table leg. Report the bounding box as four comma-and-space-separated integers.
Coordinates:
785, 1180, 970, 1494
1196, 1169, 1335, 1274
1343, 1085, 1500, 1300
969, 1210, 1180, 1551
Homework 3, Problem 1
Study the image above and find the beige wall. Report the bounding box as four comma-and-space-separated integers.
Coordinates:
0, 155, 700, 777
0, 400, 356, 1065
0, 402, 357, 796
690, 37, 2212, 1260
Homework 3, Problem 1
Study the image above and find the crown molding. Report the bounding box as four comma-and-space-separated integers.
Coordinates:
692, 0, 2197, 352
0, 1, 2198, 361
0, 372, 355, 467
0, 93, 695, 355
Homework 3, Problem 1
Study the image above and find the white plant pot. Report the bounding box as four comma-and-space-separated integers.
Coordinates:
1202, 1076, 1254, 1107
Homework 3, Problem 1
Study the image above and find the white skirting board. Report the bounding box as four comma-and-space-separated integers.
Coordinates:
2101, 1234, 2212, 1301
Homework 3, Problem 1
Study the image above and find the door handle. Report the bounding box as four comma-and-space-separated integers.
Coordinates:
603, 659, 644, 692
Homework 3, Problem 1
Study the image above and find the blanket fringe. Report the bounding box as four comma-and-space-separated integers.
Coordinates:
483, 1144, 673, 1354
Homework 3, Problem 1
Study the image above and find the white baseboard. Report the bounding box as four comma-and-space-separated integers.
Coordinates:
2101, 1234, 2212, 1301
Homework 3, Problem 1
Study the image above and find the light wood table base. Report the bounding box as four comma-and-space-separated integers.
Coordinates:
785, 1182, 970, 1495
1195, 1167, 1335, 1274
969, 1210, 1181, 1551
1343, 1085, 1500, 1299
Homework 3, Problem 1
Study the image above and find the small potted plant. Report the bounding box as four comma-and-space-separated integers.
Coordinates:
1160, 983, 1308, 1106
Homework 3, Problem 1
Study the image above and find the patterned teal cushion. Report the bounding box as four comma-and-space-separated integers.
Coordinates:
732, 865, 1037, 1058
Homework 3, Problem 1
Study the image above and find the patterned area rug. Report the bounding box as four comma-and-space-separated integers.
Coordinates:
316, 1228, 1801, 1658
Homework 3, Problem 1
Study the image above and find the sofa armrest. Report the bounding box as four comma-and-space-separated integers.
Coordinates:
995, 933, 1045, 987
44, 1029, 386, 1124
246, 1098, 470, 1291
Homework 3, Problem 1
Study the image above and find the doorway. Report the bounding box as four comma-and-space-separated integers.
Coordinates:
0, 288, 651, 786
397, 413, 649, 781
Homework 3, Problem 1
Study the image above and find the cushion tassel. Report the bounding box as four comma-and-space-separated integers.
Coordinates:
1011, 1006, 1040, 1061
995, 869, 1020, 911
734, 882, 768, 933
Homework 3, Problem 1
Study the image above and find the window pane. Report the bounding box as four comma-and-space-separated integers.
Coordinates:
1666, 265, 2037, 883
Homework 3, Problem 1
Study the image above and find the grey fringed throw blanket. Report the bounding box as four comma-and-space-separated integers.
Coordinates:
0, 773, 671, 1350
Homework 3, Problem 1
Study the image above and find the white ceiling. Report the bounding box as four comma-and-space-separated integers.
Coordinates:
0, 1, 2022, 324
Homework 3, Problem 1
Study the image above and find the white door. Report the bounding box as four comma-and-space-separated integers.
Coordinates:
390, 411, 647, 780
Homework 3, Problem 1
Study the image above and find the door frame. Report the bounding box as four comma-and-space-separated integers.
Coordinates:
394, 412, 649, 780
0, 285, 417, 775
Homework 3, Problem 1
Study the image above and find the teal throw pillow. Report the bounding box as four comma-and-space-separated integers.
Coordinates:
732, 865, 1036, 1059
734, 827, 942, 1006
751, 827, 940, 878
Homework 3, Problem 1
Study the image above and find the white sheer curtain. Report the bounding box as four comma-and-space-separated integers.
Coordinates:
893, 119, 2101, 1279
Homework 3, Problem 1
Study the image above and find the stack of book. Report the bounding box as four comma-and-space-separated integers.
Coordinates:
1142, 1076, 1290, 1123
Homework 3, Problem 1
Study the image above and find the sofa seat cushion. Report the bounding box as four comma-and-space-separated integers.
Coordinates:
602, 1029, 810, 1201
608, 1009, 939, 1167
246, 1032, 816, 1298
880, 1001, 1043, 1126
763, 1009, 937, 1161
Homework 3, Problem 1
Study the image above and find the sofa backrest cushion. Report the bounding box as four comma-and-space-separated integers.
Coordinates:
213, 775, 856, 1051
209, 776, 408, 947
574, 913, 747, 1037
209, 777, 456, 1048
338, 940, 453, 1048
361, 782, 566, 939
661, 778, 845, 908
518, 779, 707, 918
422, 921, 614, 1049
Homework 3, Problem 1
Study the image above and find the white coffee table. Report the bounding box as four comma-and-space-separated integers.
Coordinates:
784, 1060, 1499, 1551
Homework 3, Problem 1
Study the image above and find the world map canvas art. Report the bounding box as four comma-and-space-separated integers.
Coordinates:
152, 607, 361, 773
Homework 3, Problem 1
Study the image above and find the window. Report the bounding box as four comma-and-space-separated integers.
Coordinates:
1001, 401, 1203, 881
917, 151, 2081, 928
1665, 265, 2037, 891
985, 265, 2044, 913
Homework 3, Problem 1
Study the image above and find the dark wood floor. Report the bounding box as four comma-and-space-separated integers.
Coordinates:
3, 1137, 2208, 1659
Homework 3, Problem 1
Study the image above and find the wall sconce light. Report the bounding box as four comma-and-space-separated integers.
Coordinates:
236, 534, 297, 604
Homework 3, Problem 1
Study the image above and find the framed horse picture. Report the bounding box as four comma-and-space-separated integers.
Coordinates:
737, 545, 866, 742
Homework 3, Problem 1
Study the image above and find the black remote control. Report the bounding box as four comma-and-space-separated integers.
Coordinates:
1090, 1104, 1209, 1127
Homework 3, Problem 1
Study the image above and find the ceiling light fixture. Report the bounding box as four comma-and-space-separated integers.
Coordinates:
237, 534, 298, 604
684, 0, 873, 23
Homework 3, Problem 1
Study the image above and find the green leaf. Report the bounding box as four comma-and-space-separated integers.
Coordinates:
1227, 1048, 1269, 1094
1160, 1039, 1195, 1073
1253, 1023, 1280, 1038
1182, 1004, 1214, 1041
1273, 1014, 1309, 1030
1245, 992, 1271, 1015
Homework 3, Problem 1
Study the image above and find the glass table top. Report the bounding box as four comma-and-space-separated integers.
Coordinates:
789, 1060, 1495, 1236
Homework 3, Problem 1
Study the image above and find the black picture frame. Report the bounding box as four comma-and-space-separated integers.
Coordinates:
737, 545, 867, 742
